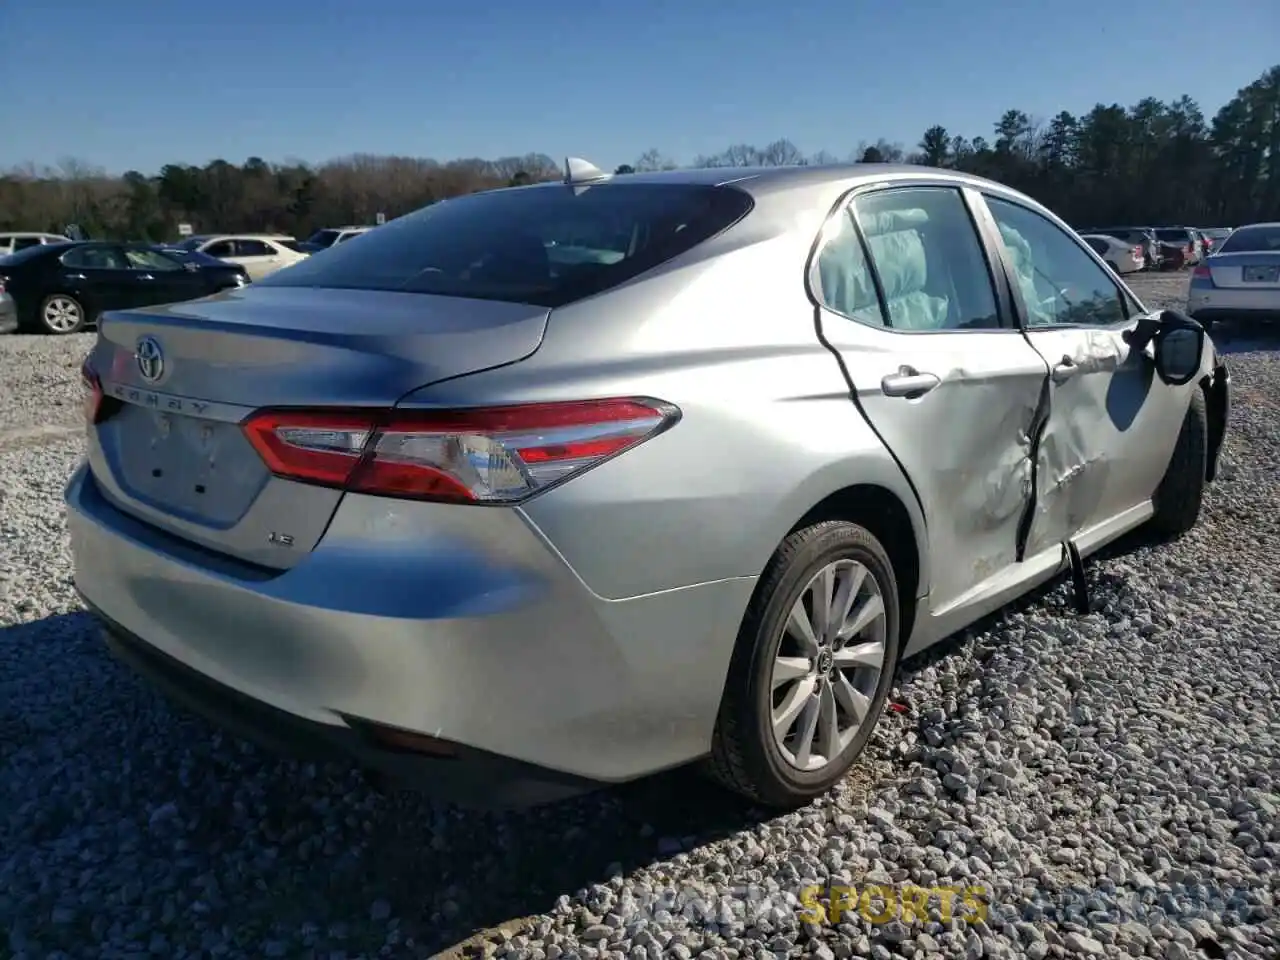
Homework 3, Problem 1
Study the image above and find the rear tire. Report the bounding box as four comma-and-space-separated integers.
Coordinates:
37, 294, 87, 335
706, 521, 900, 808
1149, 388, 1207, 540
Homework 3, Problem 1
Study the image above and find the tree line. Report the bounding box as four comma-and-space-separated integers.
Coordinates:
2, 64, 1277, 242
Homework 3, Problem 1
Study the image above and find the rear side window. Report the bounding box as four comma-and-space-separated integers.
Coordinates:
236, 239, 274, 257
260, 183, 754, 307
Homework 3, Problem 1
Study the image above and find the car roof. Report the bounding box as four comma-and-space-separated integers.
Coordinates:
514, 163, 1061, 214
200, 233, 294, 240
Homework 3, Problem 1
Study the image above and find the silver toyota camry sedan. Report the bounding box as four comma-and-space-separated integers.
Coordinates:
68, 161, 1231, 809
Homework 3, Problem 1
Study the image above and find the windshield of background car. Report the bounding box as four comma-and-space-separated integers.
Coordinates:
306, 230, 341, 247
1217, 225, 1280, 253
1155, 229, 1190, 242
261, 183, 755, 307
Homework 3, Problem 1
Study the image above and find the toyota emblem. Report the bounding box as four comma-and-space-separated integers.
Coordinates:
135, 336, 164, 383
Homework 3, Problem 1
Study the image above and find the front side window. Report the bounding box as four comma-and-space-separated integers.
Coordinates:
235, 239, 274, 257
124, 249, 182, 271
203, 241, 234, 258
262, 183, 754, 308
985, 196, 1129, 328
848, 187, 1001, 332
12, 237, 43, 251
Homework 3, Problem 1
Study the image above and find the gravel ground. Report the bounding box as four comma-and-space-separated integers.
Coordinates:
1, 272, 1277, 960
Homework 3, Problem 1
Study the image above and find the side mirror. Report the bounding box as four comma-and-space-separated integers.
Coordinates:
1153, 325, 1204, 386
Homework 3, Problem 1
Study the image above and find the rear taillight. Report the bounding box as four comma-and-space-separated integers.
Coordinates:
241, 398, 680, 504
0, 276, 8, 294
1192, 264, 1213, 282
80, 358, 104, 426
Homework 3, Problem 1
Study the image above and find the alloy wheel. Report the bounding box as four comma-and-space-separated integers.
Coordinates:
43, 297, 83, 333
770, 559, 888, 771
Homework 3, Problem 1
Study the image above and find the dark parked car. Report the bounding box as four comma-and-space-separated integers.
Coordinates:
153, 244, 253, 282
1154, 228, 1199, 267
0, 241, 249, 335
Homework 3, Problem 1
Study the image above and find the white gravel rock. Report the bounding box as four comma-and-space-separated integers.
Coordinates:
1, 275, 1277, 959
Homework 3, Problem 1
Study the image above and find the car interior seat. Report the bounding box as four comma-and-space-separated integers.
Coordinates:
859, 208, 951, 331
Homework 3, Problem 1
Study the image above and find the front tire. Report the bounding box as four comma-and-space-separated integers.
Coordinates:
37, 294, 87, 335
1149, 388, 1207, 540
706, 521, 900, 807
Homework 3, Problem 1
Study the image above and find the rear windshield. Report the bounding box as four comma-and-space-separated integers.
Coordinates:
1217, 225, 1280, 254
0, 243, 65, 267
1155, 229, 1191, 242
261, 183, 754, 307
306, 230, 342, 248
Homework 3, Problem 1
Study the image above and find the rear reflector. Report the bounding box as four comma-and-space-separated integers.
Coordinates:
242, 398, 680, 504
81, 358, 104, 426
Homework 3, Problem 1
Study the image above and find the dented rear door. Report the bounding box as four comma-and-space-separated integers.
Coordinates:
812, 184, 1049, 617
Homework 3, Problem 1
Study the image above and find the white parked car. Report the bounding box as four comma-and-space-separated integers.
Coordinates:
1188, 221, 1280, 330
1080, 234, 1145, 274
171, 234, 307, 281
0, 232, 72, 255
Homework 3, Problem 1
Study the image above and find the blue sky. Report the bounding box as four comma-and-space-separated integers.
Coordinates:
3, 0, 1277, 175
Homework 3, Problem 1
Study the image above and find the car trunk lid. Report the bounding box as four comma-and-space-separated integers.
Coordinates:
87, 285, 550, 568
1206, 251, 1280, 289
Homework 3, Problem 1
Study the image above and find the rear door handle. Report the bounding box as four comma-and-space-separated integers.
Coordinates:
881, 367, 941, 398
64, 272, 87, 281
1052, 356, 1079, 382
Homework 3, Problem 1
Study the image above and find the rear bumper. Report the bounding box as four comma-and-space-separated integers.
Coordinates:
92, 603, 600, 808
1189, 306, 1280, 324
65, 463, 752, 802
1189, 285, 1280, 322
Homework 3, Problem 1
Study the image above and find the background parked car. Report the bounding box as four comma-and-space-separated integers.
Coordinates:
1079, 234, 1145, 274
1077, 226, 1163, 270
1154, 227, 1199, 267
0, 241, 247, 335
1187, 220, 1280, 330
169, 234, 306, 280
0, 232, 72, 255
149, 245, 251, 288
1199, 226, 1233, 252
1188, 228, 1211, 262
296, 225, 374, 253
